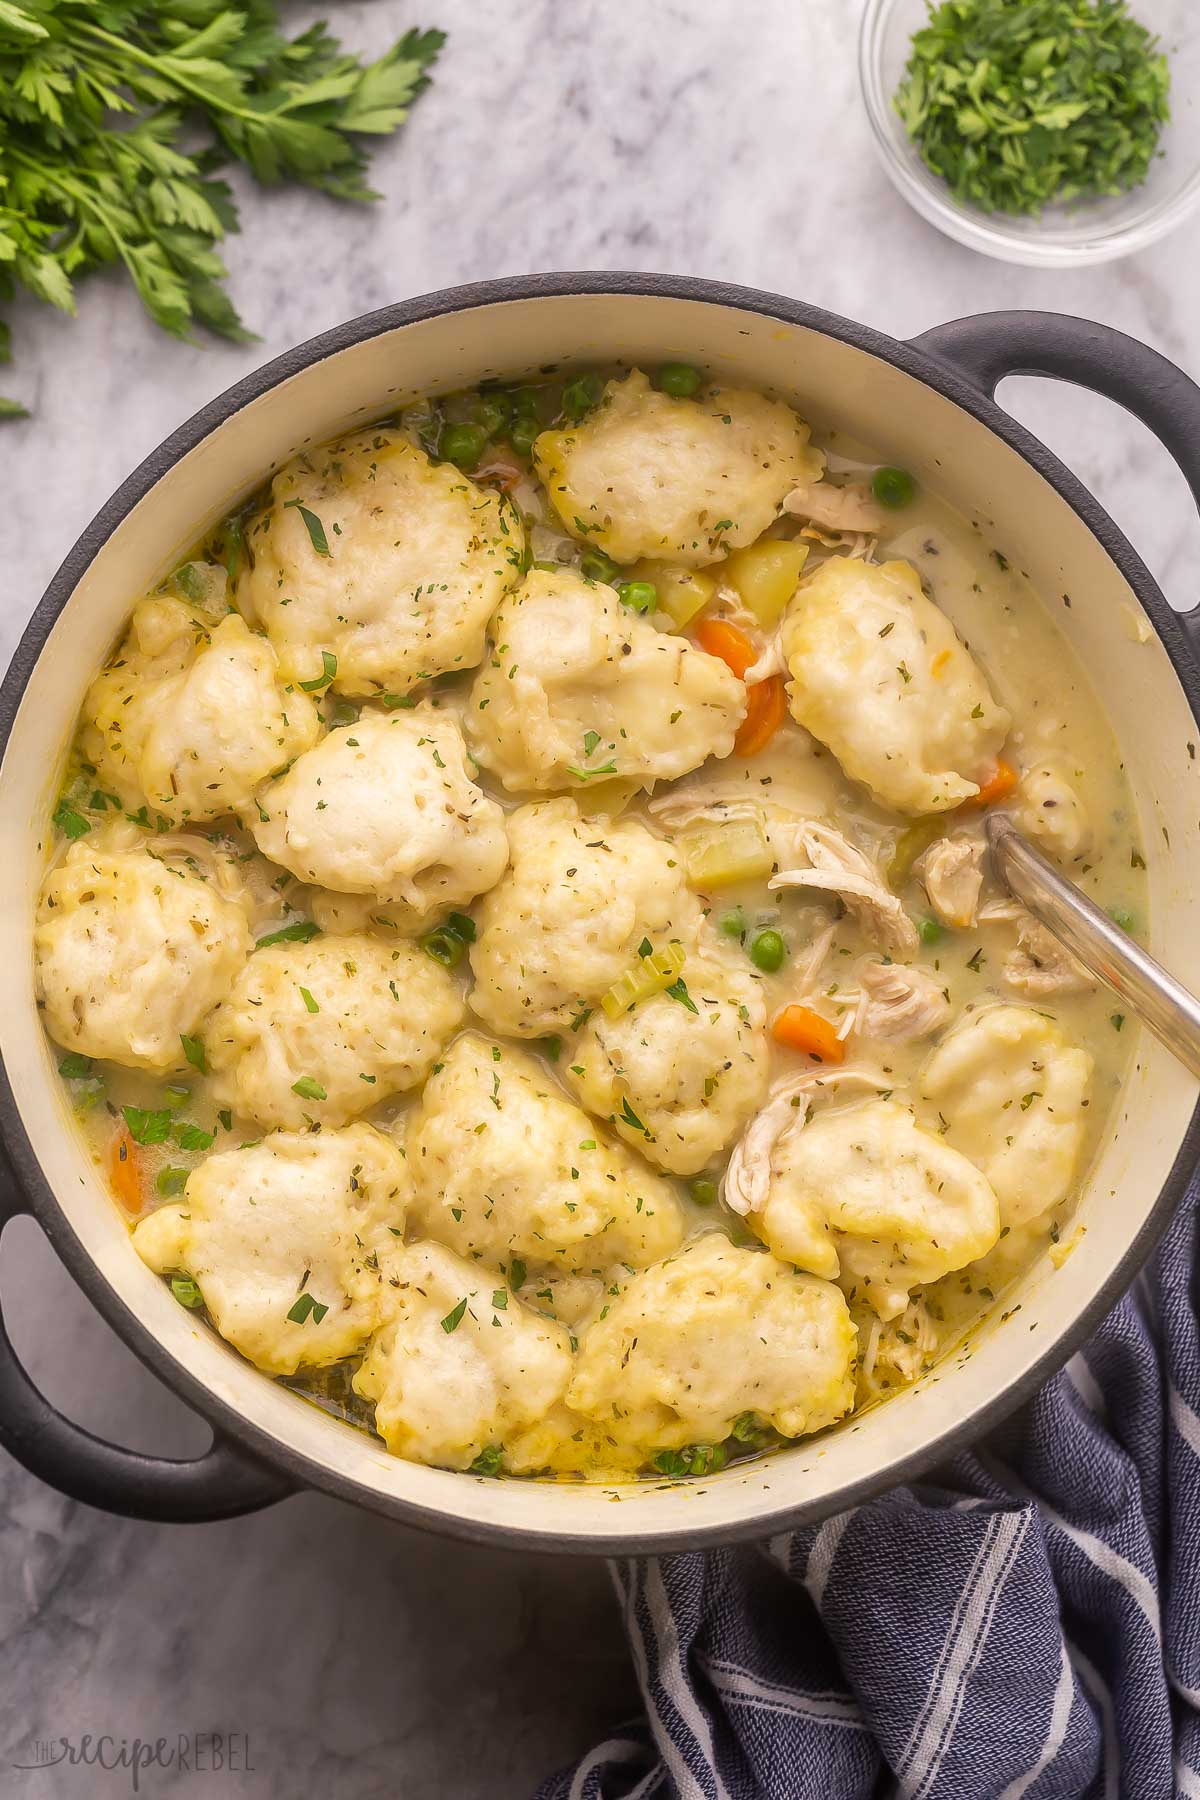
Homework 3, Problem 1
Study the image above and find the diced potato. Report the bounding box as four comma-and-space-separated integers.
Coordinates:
723, 540, 809, 627
682, 816, 774, 889
631, 562, 717, 629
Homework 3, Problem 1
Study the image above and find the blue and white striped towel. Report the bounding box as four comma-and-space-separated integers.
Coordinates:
538, 1181, 1200, 1799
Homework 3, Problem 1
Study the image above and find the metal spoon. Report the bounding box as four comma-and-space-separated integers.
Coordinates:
985, 813, 1200, 1082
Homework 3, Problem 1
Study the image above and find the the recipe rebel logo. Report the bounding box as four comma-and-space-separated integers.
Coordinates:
11, 1731, 256, 1790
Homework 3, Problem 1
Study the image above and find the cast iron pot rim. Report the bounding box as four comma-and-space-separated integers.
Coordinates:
2, 270, 1198, 1554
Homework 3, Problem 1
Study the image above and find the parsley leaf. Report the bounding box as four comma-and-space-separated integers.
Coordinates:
0, 12, 444, 419
440, 1296, 468, 1334
287, 1291, 329, 1326
256, 919, 321, 949
122, 1105, 173, 1146
284, 499, 331, 557
299, 650, 338, 691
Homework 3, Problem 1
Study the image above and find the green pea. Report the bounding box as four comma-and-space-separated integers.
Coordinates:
750, 928, 786, 973
420, 925, 468, 968
439, 422, 488, 469
580, 546, 621, 585
509, 414, 540, 457
617, 580, 657, 615
562, 373, 603, 420
720, 907, 748, 942
688, 1176, 718, 1206
510, 386, 541, 418
1108, 906, 1135, 933
473, 394, 511, 438
918, 916, 944, 946
872, 465, 916, 509
659, 362, 702, 397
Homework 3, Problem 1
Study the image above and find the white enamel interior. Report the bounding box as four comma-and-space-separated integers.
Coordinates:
3, 289, 1198, 1549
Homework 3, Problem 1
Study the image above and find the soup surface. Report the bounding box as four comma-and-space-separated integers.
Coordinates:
34, 364, 1143, 1483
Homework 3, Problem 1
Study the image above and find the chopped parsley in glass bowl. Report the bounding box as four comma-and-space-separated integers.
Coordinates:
859, 0, 1200, 265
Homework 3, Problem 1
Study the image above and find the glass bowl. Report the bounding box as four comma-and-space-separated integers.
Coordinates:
859, 0, 1200, 266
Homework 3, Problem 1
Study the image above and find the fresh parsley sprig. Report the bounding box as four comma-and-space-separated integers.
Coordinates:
894, 0, 1169, 217
0, 3, 445, 417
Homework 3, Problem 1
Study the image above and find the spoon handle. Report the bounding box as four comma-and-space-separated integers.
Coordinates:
985, 813, 1200, 1084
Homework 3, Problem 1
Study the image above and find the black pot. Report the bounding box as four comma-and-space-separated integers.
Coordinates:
2, 275, 1198, 1551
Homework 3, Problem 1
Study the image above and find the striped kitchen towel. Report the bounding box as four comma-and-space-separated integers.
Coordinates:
537, 1181, 1200, 1799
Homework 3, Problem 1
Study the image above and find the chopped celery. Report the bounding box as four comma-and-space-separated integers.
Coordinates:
682, 815, 773, 890
888, 815, 947, 887
722, 539, 809, 627
601, 942, 686, 1019
632, 561, 715, 628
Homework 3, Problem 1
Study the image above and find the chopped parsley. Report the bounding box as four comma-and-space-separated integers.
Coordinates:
291, 1076, 327, 1101
256, 919, 321, 949
298, 650, 338, 691
287, 1291, 329, 1325
440, 1296, 469, 1334
894, 0, 1171, 218
284, 499, 332, 556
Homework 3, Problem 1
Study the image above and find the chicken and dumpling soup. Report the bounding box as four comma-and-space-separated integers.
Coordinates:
35, 364, 1143, 1483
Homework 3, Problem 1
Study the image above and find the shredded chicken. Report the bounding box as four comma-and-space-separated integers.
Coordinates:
784, 478, 883, 535
722, 1066, 892, 1217
795, 922, 836, 996
646, 791, 763, 832
770, 820, 918, 957
914, 833, 985, 930
1004, 915, 1095, 997
976, 899, 1022, 925
745, 631, 787, 685
860, 1298, 939, 1390
855, 959, 952, 1042
978, 899, 1094, 996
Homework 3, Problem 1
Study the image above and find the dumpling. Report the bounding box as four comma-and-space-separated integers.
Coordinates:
465, 566, 745, 793
82, 599, 321, 823
35, 837, 252, 1072
132, 1124, 408, 1375
353, 1240, 573, 1470
566, 1234, 856, 1449
565, 937, 769, 1175
748, 1098, 1001, 1319
406, 1033, 684, 1275
781, 558, 1011, 814
207, 934, 464, 1130
1015, 761, 1090, 860
237, 429, 524, 695
920, 1006, 1093, 1229
251, 709, 508, 926
469, 797, 701, 1037
533, 370, 822, 567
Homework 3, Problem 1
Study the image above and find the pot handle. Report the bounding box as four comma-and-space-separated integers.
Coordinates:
913, 311, 1200, 649
0, 1177, 294, 1522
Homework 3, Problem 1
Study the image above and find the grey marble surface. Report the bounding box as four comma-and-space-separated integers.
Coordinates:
3, 1, 1200, 1794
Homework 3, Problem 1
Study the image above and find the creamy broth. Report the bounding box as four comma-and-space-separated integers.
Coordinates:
35, 365, 1143, 1482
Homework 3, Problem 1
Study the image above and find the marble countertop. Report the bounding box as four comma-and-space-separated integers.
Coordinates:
3, 2, 1200, 1793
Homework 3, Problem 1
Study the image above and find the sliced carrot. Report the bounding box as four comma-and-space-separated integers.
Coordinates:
735, 675, 787, 757
693, 617, 757, 679
964, 756, 1018, 809
771, 1005, 846, 1064
108, 1126, 144, 1215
